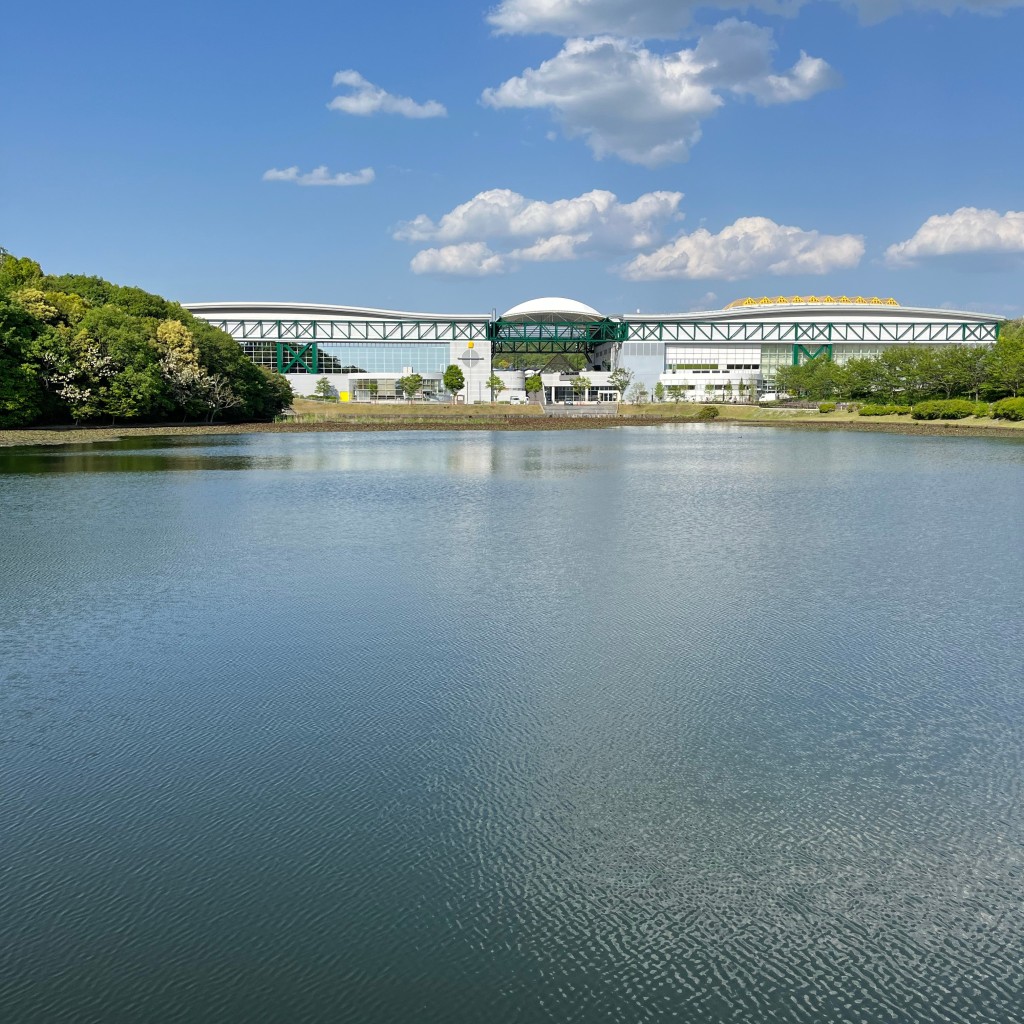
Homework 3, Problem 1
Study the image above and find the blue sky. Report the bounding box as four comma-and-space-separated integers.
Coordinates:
2, 0, 1023, 316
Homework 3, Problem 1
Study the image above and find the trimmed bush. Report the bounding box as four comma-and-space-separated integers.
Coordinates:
911, 399, 976, 420
697, 405, 720, 420
859, 404, 897, 416
992, 396, 1024, 421
894, 405, 912, 415
973, 402, 991, 418
818, 402, 836, 413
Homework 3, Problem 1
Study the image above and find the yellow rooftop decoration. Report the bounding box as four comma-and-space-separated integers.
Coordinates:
725, 295, 900, 309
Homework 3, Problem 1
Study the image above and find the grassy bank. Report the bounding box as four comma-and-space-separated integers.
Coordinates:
3, 398, 1023, 448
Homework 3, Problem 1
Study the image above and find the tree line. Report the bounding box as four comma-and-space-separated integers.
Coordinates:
774, 325, 1024, 403
0, 248, 293, 428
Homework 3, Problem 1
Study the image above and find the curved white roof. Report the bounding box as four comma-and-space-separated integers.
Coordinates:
500, 297, 604, 323
621, 303, 1002, 325
184, 301, 487, 321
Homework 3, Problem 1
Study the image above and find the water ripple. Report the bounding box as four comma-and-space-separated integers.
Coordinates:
1, 428, 1022, 1023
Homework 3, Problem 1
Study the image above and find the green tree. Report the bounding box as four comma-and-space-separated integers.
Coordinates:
204, 374, 243, 422
572, 375, 591, 401
987, 322, 1024, 396
0, 249, 292, 426
313, 376, 334, 400
666, 385, 683, 403
157, 319, 199, 363
653, 381, 665, 402
952, 345, 990, 402
775, 355, 848, 401
878, 347, 932, 404
0, 299, 44, 426
255, 368, 294, 417
398, 373, 423, 401
160, 349, 210, 421
485, 372, 505, 402
0, 251, 43, 294
443, 364, 465, 402
524, 373, 543, 396
627, 381, 649, 405
608, 367, 633, 404
842, 357, 881, 401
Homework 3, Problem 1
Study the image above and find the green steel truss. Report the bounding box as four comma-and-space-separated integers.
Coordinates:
793, 344, 833, 365
487, 318, 628, 355
208, 319, 488, 342
625, 321, 999, 344
277, 342, 318, 374
212, 317, 999, 368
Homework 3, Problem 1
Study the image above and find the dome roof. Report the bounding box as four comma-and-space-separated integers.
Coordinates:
500, 296, 604, 323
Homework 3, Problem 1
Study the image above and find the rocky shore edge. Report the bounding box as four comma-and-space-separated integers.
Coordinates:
3, 413, 1023, 448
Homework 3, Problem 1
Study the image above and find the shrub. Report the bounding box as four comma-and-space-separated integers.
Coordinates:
992, 396, 1024, 421
973, 402, 991, 418
858, 403, 897, 416
894, 405, 912, 415
697, 405, 720, 420
818, 402, 836, 413
911, 399, 977, 420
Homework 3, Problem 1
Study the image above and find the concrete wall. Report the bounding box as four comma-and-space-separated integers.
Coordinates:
449, 338, 492, 404
618, 344, 665, 396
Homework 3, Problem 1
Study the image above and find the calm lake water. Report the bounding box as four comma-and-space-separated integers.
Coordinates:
2, 425, 1023, 1024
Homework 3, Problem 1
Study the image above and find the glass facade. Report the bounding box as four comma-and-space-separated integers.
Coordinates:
241, 342, 278, 370
830, 344, 888, 362
664, 346, 761, 374
758, 344, 792, 381
239, 342, 451, 375
319, 343, 450, 375
351, 376, 445, 401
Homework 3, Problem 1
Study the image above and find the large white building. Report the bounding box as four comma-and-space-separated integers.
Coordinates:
186, 295, 1003, 404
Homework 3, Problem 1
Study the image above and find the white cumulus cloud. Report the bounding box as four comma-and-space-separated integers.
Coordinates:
395, 187, 682, 246
884, 207, 1024, 266
410, 243, 508, 276
487, 0, 1024, 36
329, 71, 446, 118
262, 165, 375, 186
622, 216, 864, 280
397, 187, 684, 274
480, 23, 838, 166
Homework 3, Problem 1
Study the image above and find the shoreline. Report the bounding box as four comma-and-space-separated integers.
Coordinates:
3, 412, 1023, 447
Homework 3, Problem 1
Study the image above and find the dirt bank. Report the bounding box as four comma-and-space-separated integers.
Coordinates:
3, 412, 1023, 448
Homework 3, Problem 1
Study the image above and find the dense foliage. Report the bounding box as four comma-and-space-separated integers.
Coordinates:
775, 324, 1024, 405
443, 364, 465, 399
0, 249, 293, 427
910, 399, 977, 420
858, 404, 912, 416
993, 396, 1024, 421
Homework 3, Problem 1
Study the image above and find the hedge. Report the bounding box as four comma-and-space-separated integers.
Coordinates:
911, 399, 977, 420
992, 397, 1024, 421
